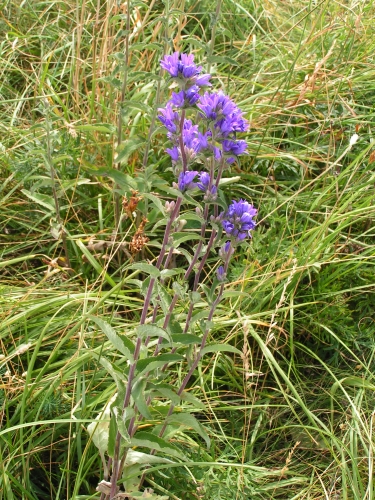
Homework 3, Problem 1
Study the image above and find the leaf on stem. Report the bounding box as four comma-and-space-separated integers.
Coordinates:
130, 431, 186, 459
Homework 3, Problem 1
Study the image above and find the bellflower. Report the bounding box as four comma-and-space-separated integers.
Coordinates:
165, 146, 179, 163
170, 85, 200, 108
158, 103, 180, 134
197, 172, 217, 197
222, 139, 248, 156
219, 240, 234, 259
160, 52, 211, 88
216, 265, 226, 282
198, 91, 249, 138
221, 199, 257, 241
178, 170, 198, 192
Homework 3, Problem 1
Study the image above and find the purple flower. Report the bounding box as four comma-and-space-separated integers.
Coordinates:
198, 91, 249, 137
219, 240, 234, 259
158, 103, 179, 133
197, 172, 211, 191
221, 199, 257, 241
217, 265, 226, 282
178, 170, 198, 191
195, 73, 212, 86
170, 85, 200, 108
197, 172, 217, 196
222, 139, 248, 156
166, 146, 179, 162
185, 85, 200, 105
160, 52, 211, 87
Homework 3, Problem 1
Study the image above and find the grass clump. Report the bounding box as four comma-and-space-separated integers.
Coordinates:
1, 0, 375, 499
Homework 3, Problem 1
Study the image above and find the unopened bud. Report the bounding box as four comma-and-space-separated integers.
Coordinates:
165, 201, 176, 214
176, 219, 187, 231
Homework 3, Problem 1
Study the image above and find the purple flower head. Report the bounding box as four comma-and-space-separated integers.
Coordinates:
170, 85, 200, 108
221, 199, 257, 242
160, 52, 211, 87
178, 170, 198, 192
197, 172, 217, 198
198, 91, 236, 120
222, 139, 248, 156
197, 172, 211, 192
166, 146, 179, 163
198, 91, 249, 138
158, 102, 179, 133
217, 265, 226, 282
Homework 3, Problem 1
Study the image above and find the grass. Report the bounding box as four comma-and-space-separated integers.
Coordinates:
1, 0, 375, 498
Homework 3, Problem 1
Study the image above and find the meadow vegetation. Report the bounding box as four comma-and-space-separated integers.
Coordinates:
1, 0, 375, 498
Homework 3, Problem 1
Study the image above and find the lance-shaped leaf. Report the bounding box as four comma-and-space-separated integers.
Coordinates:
130, 431, 186, 459
166, 412, 210, 448
136, 324, 171, 343
135, 354, 183, 378
89, 316, 134, 361
132, 377, 152, 419
130, 262, 161, 278
200, 343, 242, 357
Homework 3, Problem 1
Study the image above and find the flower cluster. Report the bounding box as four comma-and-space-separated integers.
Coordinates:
158, 51, 249, 170
159, 51, 257, 243
221, 199, 257, 242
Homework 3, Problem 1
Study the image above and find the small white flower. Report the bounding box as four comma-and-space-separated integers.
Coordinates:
349, 134, 359, 148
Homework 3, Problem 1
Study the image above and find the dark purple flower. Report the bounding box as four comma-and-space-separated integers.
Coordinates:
222, 139, 248, 156
198, 91, 235, 120
178, 170, 198, 191
185, 85, 200, 105
170, 86, 200, 108
160, 52, 181, 77
197, 172, 211, 191
197, 172, 217, 196
221, 199, 257, 241
198, 91, 249, 137
158, 103, 179, 133
217, 265, 226, 282
219, 240, 234, 259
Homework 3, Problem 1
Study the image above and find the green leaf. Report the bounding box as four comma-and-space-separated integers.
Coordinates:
172, 232, 203, 246
135, 354, 183, 378
107, 414, 117, 458
86, 167, 138, 190
116, 136, 145, 164
171, 333, 201, 345
200, 343, 242, 357
115, 408, 132, 445
142, 192, 165, 215
89, 316, 134, 361
132, 377, 152, 419
180, 391, 206, 410
136, 324, 171, 343
206, 55, 239, 66
130, 431, 186, 459
129, 42, 163, 52
166, 413, 210, 448
130, 263, 161, 278
75, 239, 117, 288
75, 123, 115, 133
87, 395, 116, 455
149, 383, 180, 406
97, 356, 126, 388
21, 189, 55, 212
160, 268, 185, 279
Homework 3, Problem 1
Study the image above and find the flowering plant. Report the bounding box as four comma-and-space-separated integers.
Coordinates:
90, 51, 257, 500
